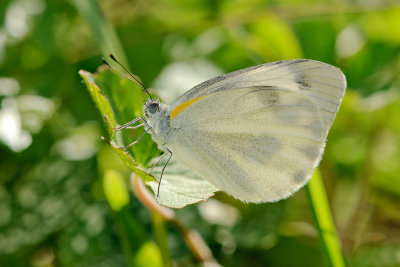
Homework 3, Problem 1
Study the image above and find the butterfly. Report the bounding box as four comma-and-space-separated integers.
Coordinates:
104, 55, 346, 202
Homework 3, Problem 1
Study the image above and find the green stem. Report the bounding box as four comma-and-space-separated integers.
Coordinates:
306, 169, 346, 267
152, 214, 171, 267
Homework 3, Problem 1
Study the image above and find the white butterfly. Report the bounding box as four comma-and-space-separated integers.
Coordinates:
107, 57, 346, 203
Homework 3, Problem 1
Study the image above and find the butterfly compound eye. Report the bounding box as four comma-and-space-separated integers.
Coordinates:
148, 103, 159, 114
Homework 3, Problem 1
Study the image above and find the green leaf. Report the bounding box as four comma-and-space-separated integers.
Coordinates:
146, 157, 219, 208
109, 143, 156, 183
79, 70, 116, 139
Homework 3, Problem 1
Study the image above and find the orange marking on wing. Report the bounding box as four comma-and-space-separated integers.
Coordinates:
170, 95, 208, 120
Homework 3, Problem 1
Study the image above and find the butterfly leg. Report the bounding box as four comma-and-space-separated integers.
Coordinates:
157, 145, 172, 198
112, 117, 146, 132
124, 127, 150, 150
148, 153, 166, 174
104, 115, 152, 149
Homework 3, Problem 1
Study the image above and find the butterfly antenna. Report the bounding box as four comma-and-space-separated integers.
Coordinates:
102, 54, 153, 100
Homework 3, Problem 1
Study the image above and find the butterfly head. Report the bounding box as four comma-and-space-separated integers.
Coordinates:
144, 98, 160, 118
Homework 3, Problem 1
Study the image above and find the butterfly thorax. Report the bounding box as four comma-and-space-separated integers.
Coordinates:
144, 101, 174, 147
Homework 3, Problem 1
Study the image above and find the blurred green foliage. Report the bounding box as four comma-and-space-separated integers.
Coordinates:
1, 0, 400, 266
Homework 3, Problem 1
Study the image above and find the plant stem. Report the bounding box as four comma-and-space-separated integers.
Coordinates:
152, 213, 171, 267
306, 169, 346, 267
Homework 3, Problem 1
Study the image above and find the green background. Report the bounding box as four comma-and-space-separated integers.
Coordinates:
1, 0, 400, 266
